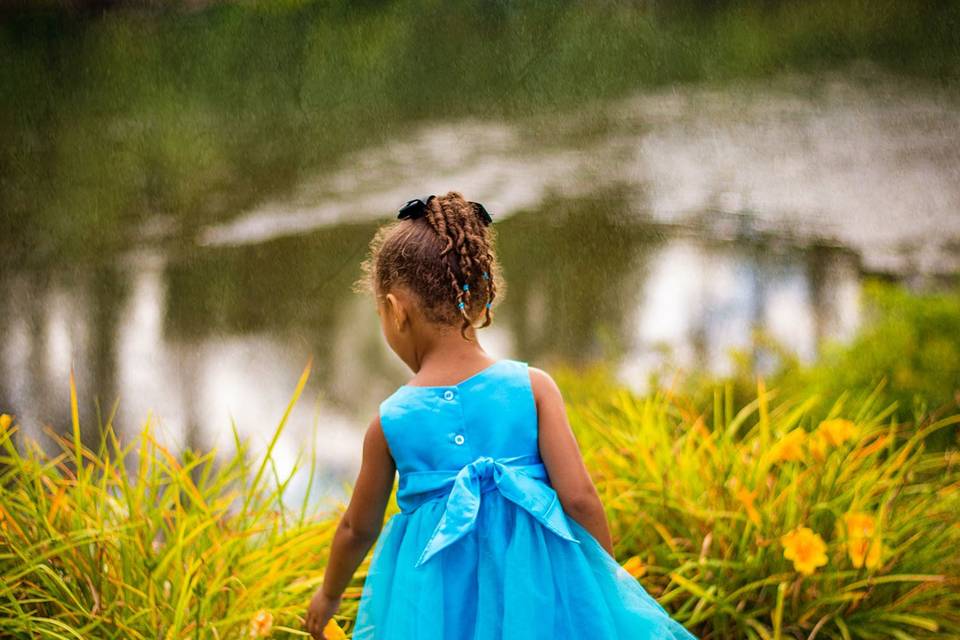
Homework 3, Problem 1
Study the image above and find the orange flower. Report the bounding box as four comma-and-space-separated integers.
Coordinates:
0, 414, 11, 432
249, 610, 273, 638
847, 536, 883, 569
770, 428, 806, 463
622, 555, 647, 578
735, 486, 761, 526
781, 526, 828, 575
843, 512, 876, 539
808, 432, 828, 462
324, 619, 347, 640
817, 419, 857, 446
843, 511, 882, 569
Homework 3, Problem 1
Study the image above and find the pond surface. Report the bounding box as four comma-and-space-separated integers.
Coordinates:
2, 66, 959, 508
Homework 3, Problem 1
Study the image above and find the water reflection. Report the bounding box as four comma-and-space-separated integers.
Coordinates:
194, 69, 960, 279
496, 193, 661, 363
0, 191, 865, 507
4, 57, 958, 507
620, 233, 861, 387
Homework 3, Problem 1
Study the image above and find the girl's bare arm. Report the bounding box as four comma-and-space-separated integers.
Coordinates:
320, 415, 396, 599
530, 366, 615, 556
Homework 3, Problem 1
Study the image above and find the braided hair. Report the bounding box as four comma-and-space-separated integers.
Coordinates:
355, 191, 503, 340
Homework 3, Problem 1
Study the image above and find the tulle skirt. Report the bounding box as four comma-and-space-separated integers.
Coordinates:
353, 489, 698, 639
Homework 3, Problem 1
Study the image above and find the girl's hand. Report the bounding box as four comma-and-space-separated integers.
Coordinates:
304, 588, 342, 639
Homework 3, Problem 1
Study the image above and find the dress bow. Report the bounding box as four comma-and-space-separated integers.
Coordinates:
412, 455, 579, 568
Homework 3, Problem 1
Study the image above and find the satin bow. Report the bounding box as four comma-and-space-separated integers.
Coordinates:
410, 455, 580, 568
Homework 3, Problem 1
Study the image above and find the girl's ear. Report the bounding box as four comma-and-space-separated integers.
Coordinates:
385, 292, 408, 331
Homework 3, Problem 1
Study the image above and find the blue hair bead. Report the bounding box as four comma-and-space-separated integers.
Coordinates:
463, 284, 469, 291
485, 302, 491, 308
482, 271, 489, 280
458, 301, 465, 309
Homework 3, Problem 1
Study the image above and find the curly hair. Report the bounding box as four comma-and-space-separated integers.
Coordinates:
354, 191, 505, 340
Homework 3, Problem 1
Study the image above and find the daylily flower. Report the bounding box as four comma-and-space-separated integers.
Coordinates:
770, 428, 806, 463
735, 486, 761, 526
622, 555, 647, 578
808, 433, 828, 461
847, 535, 883, 569
843, 511, 882, 569
249, 610, 273, 638
843, 512, 876, 538
781, 526, 828, 575
817, 419, 857, 446
324, 618, 347, 640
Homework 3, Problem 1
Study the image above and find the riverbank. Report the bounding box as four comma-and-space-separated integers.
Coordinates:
1, 280, 957, 638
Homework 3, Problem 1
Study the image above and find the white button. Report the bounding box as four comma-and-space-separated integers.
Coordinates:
443, 390, 455, 401
454, 434, 465, 445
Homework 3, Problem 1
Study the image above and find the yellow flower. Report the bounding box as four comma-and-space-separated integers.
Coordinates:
781, 526, 828, 575
734, 486, 761, 526
0, 414, 11, 432
847, 536, 883, 569
843, 512, 876, 539
770, 428, 807, 463
323, 619, 347, 640
249, 610, 273, 638
817, 419, 857, 446
622, 555, 647, 578
808, 432, 828, 462
843, 511, 882, 569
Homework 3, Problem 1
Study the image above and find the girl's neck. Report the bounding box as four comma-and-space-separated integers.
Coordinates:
409, 337, 495, 383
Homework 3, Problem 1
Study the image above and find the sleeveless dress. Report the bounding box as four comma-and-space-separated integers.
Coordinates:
352, 358, 698, 640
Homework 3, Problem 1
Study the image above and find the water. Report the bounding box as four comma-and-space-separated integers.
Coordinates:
2, 61, 958, 507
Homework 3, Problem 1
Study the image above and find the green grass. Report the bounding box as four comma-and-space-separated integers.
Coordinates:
2, 282, 959, 638
0, 360, 359, 639
678, 279, 960, 450
556, 366, 960, 638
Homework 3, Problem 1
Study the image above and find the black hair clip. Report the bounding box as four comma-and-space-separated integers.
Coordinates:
473, 202, 493, 226
397, 194, 434, 221
397, 194, 493, 226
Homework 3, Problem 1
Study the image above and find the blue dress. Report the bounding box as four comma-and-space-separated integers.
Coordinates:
353, 358, 698, 639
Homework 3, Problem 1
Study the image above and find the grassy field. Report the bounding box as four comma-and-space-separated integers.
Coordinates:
1, 281, 958, 638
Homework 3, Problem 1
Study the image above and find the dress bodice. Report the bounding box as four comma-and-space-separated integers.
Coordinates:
379, 359, 541, 475
378, 358, 578, 567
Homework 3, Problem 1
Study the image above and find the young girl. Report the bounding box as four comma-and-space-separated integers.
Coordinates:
304, 192, 697, 639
